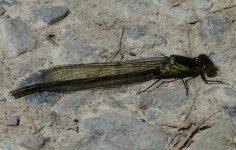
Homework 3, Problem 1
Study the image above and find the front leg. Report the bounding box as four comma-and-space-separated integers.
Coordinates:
200, 73, 225, 84
181, 76, 198, 96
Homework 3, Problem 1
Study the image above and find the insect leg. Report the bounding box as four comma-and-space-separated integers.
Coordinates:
182, 77, 197, 96
148, 79, 179, 93
201, 73, 225, 84
204, 80, 226, 84
137, 79, 161, 94
181, 79, 189, 96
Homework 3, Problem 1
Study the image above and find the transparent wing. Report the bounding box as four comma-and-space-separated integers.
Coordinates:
42, 57, 168, 82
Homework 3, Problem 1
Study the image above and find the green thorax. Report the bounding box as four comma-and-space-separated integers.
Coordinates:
160, 56, 201, 76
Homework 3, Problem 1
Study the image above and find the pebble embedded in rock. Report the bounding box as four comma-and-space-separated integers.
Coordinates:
0, 94, 6, 101
199, 12, 232, 41
18, 134, 46, 150
2, 18, 37, 57
113, 0, 157, 16
6, 115, 20, 126
169, 7, 199, 24
33, 6, 70, 24
223, 105, 236, 117
194, 0, 213, 10
124, 25, 148, 40
95, 13, 118, 28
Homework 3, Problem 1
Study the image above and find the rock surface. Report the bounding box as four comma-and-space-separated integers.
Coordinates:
0, 0, 17, 6
0, 0, 236, 149
18, 134, 46, 150
0, 5, 5, 16
0, 18, 37, 57
6, 115, 20, 126
33, 6, 70, 24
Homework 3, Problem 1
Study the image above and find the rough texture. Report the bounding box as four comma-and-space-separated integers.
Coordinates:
0, 5, 5, 16
0, 0, 17, 6
33, 6, 70, 24
0, 0, 236, 149
1, 18, 37, 57
18, 134, 46, 150
5, 115, 20, 126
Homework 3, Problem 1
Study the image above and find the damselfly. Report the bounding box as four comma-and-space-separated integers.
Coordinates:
10, 54, 224, 99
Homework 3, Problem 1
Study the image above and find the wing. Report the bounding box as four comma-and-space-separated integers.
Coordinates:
42, 57, 168, 82
11, 69, 161, 99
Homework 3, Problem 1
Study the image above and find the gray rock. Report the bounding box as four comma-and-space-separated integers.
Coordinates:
214, 47, 236, 66
199, 12, 232, 41
0, 61, 9, 89
14, 58, 45, 75
18, 134, 46, 150
95, 13, 118, 28
194, 0, 212, 10
124, 25, 148, 40
34, 119, 52, 129
33, 6, 69, 24
203, 86, 236, 103
0, 138, 11, 150
81, 112, 167, 150
0, 94, 6, 101
0, 5, 5, 16
113, 0, 157, 16
121, 86, 191, 110
139, 51, 164, 58
223, 87, 236, 99
152, 0, 168, 5
153, 34, 167, 46
223, 105, 236, 117
53, 90, 94, 113
2, 18, 37, 57
54, 40, 108, 64
0, 0, 17, 6
62, 28, 76, 38
6, 115, 20, 126
143, 110, 160, 120
24, 92, 59, 106
189, 121, 234, 150
122, 26, 167, 50
169, 7, 199, 24
106, 98, 127, 109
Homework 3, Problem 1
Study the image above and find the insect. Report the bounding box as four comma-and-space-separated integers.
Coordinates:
10, 53, 224, 99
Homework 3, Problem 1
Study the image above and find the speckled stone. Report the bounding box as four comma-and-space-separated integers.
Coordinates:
33, 6, 69, 24
2, 18, 37, 57
194, 0, 212, 10
53, 40, 108, 64
0, 94, 6, 101
6, 115, 20, 126
18, 134, 46, 150
199, 12, 232, 41
82, 112, 168, 149
0, 0, 17, 6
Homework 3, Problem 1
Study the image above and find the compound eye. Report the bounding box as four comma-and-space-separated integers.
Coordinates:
204, 64, 218, 77
201, 64, 211, 75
